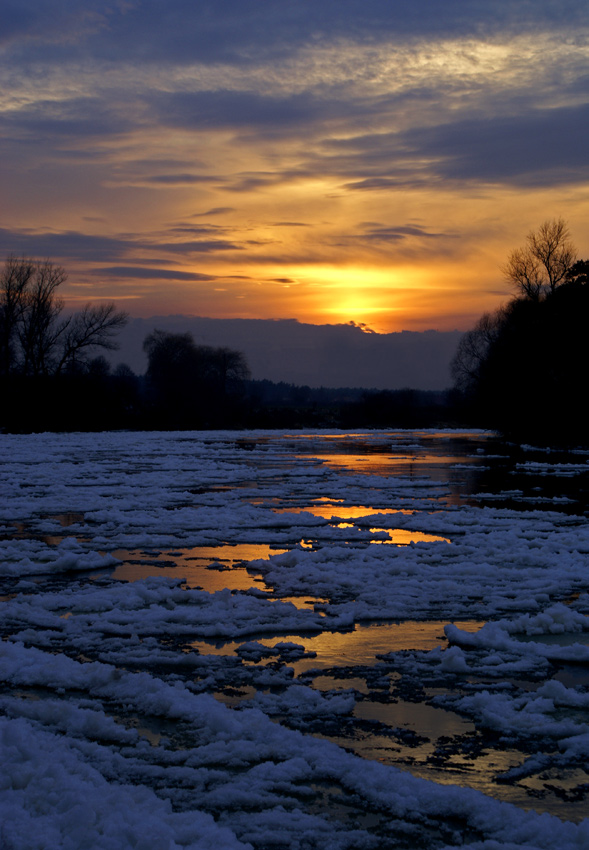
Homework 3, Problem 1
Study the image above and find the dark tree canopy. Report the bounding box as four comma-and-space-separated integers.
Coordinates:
143, 329, 251, 426
451, 309, 506, 395
453, 233, 589, 444
565, 259, 589, 287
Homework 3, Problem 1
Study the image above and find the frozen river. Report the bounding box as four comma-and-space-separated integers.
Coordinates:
1, 429, 589, 849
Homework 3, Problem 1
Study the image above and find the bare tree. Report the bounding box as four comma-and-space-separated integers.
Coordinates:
0, 257, 128, 376
17, 260, 67, 375
502, 247, 543, 301
55, 303, 128, 375
503, 218, 577, 300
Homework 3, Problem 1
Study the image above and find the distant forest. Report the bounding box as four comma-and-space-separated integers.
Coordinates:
1, 222, 588, 443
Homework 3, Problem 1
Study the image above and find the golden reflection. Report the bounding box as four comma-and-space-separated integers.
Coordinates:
274, 505, 450, 545
110, 544, 288, 589
286, 620, 483, 672
276, 505, 414, 519
368, 528, 450, 545
355, 699, 474, 738
278, 594, 328, 610
329, 522, 449, 545
308, 453, 474, 471
327, 711, 584, 821
190, 620, 484, 668
323, 716, 530, 814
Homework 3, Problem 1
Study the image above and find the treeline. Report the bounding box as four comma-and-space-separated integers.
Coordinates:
0, 256, 462, 432
246, 381, 454, 429
452, 220, 589, 445
0, 358, 458, 432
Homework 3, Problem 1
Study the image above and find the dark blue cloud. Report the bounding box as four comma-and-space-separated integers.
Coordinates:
270, 222, 310, 228
157, 240, 243, 253
168, 226, 229, 235
113, 314, 465, 389
0, 228, 243, 263
401, 103, 589, 185
4, 1, 587, 63
0, 98, 134, 141
0, 2, 112, 48
153, 90, 347, 132
316, 102, 589, 188
0, 229, 137, 262
97, 267, 217, 281
146, 174, 222, 185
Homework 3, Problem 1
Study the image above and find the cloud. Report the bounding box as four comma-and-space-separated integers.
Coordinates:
145, 174, 222, 185
270, 222, 310, 228
191, 207, 236, 217
167, 226, 229, 236
357, 224, 452, 242
5, 2, 587, 64
321, 101, 589, 189
157, 239, 244, 253
0, 228, 136, 262
152, 90, 350, 135
343, 177, 418, 191
0, 2, 114, 49
399, 103, 589, 186
96, 267, 218, 281
0, 99, 135, 145
0, 228, 244, 264
111, 314, 465, 390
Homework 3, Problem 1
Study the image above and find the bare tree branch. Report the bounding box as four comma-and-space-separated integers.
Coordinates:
503, 218, 577, 299
55, 303, 129, 374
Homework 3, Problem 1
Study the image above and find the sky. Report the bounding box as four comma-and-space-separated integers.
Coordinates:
1, 0, 588, 334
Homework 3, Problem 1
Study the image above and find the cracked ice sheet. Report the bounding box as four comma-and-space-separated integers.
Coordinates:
2, 430, 589, 846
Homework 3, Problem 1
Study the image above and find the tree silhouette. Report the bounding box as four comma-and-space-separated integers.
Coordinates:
451, 308, 506, 395
565, 259, 589, 287
143, 329, 250, 426
502, 218, 577, 300
453, 236, 589, 444
0, 257, 128, 377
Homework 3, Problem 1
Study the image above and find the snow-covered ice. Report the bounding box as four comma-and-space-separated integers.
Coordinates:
1, 429, 589, 849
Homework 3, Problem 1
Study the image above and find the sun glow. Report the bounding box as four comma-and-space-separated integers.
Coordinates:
278, 264, 427, 328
